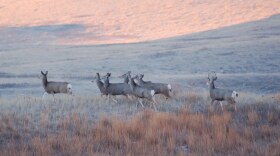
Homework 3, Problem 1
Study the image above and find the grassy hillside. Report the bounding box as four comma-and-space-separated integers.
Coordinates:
1, 0, 279, 45
1, 14, 280, 97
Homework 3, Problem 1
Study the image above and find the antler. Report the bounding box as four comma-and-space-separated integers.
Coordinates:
139, 74, 144, 79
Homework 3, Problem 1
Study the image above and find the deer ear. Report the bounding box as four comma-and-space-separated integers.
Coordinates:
41, 71, 44, 75
45, 71, 48, 75
109, 73, 111, 76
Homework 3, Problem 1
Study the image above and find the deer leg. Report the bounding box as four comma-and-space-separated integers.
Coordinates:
211, 99, 215, 105
130, 95, 136, 101
233, 101, 237, 111
127, 95, 133, 101
152, 97, 158, 111
152, 102, 157, 111
219, 101, 223, 111
42, 92, 48, 99
111, 96, 118, 103
138, 98, 144, 108
107, 94, 111, 103
135, 100, 138, 108
49, 92, 55, 101
107, 95, 118, 104
165, 94, 169, 100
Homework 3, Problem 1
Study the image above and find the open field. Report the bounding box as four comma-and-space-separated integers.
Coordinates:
0, 91, 279, 155
1, 1, 280, 155
1, 14, 280, 97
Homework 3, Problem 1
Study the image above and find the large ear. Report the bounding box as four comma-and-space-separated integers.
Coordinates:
92, 73, 97, 80
45, 71, 48, 75
132, 75, 137, 79
41, 71, 44, 75
213, 72, 217, 80
108, 73, 111, 77
119, 71, 131, 78
135, 74, 141, 80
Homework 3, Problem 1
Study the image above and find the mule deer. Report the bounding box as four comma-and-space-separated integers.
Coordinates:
136, 74, 172, 99
208, 72, 238, 111
91, 73, 107, 96
102, 73, 132, 102
41, 71, 72, 98
129, 75, 157, 110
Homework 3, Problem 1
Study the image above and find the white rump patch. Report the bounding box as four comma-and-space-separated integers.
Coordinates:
168, 84, 172, 91
232, 91, 238, 99
67, 84, 73, 94
151, 90, 155, 96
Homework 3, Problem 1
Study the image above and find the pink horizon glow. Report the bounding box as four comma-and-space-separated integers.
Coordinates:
1, 0, 280, 45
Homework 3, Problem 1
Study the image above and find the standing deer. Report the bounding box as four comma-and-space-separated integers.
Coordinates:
102, 73, 132, 102
136, 74, 172, 99
41, 71, 72, 98
128, 75, 157, 110
208, 72, 238, 111
91, 73, 107, 97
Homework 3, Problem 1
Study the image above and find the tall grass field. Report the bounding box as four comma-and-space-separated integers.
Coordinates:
0, 91, 279, 155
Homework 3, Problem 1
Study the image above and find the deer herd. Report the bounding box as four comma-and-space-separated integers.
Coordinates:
40, 71, 238, 111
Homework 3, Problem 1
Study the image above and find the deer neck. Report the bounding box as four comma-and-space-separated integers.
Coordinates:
96, 76, 104, 88
97, 74, 101, 81
97, 82, 104, 88
129, 78, 136, 90
42, 76, 48, 88
209, 81, 215, 90
124, 76, 129, 84
138, 78, 145, 85
105, 77, 110, 84
104, 77, 110, 89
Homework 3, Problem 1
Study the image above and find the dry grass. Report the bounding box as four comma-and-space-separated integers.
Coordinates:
0, 91, 279, 156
